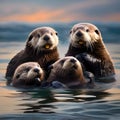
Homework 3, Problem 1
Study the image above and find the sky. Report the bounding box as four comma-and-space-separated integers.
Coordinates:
0, 0, 120, 23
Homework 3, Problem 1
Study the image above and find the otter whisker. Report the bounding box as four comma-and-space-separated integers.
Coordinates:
86, 41, 92, 51
33, 47, 37, 55
89, 41, 94, 52
36, 47, 39, 55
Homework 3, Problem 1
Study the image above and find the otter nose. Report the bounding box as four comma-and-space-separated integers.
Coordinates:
76, 31, 83, 37
70, 59, 76, 63
43, 35, 50, 41
33, 68, 40, 73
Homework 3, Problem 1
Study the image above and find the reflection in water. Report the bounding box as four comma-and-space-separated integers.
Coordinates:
0, 42, 120, 119
13, 88, 111, 114
18, 89, 57, 113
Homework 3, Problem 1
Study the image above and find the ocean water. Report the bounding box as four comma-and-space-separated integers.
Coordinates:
0, 22, 120, 120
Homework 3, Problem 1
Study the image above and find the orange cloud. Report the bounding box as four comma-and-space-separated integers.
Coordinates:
0, 1, 100, 23
102, 13, 120, 22
0, 8, 69, 23
0, 0, 119, 23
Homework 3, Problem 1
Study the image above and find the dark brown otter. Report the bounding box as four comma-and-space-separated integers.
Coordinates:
65, 23, 115, 80
6, 27, 59, 84
12, 62, 44, 88
46, 56, 94, 89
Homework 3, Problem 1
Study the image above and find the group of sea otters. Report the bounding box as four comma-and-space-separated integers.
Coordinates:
5, 23, 116, 89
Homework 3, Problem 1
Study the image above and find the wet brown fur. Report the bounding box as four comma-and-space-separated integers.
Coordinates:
66, 23, 115, 77
46, 57, 87, 88
6, 27, 59, 84
12, 62, 45, 87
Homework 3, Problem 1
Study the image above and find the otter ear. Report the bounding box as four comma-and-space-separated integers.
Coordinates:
48, 64, 53, 70
16, 74, 20, 79
27, 34, 33, 42
48, 64, 54, 75
26, 34, 33, 47
60, 59, 65, 64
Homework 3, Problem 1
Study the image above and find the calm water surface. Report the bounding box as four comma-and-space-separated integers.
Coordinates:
0, 23, 120, 120
0, 42, 120, 120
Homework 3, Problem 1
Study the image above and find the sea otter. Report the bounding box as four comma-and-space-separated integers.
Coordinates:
12, 62, 44, 88
65, 23, 115, 82
45, 56, 94, 89
6, 27, 59, 84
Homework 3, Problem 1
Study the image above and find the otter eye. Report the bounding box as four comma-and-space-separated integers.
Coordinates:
70, 30, 72, 34
37, 34, 40, 38
51, 33, 53, 35
25, 68, 30, 72
55, 32, 58, 36
95, 30, 99, 35
86, 29, 89, 32
16, 74, 20, 79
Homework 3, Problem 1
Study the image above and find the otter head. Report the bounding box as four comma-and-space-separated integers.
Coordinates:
48, 56, 85, 86
52, 57, 82, 72
60, 57, 83, 73
70, 23, 102, 50
12, 62, 44, 87
26, 27, 59, 52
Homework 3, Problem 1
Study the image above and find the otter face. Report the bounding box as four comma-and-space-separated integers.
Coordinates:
27, 27, 59, 51
51, 56, 83, 73
47, 56, 86, 87
12, 62, 44, 87
62, 57, 82, 71
70, 23, 101, 48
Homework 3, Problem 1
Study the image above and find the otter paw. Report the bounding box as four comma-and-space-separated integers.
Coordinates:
51, 81, 66, 88
75, 53, 88, 62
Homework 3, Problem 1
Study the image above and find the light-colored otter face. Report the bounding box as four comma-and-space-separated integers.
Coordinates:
13, 62, 44, 84
47, 56, 85, 86
70, 23, 102, 48
51, 56, 83, 73
27, 27, 59, 51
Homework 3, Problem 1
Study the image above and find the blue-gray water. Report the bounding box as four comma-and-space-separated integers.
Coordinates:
0, 22, 120, 120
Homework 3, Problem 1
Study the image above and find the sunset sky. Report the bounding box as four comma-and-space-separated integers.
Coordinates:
0, 0, 120, 23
